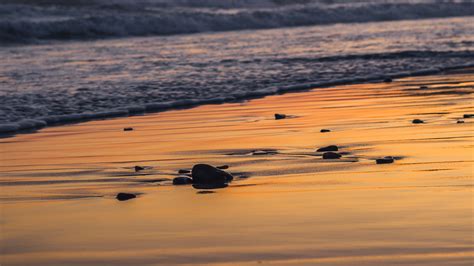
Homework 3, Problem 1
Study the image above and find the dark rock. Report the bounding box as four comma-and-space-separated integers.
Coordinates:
134, 166, 145, 172
173, 176, 193, 185
412, 119, 424, 124
384, 78, 392, 83
320, 129, 331, 133
274, 113, 287, 120
191, 164, 233, 187
419, 85, 428, 89
123, 127, 134, 131
457, 120, 465, 124
216, 165, 229, 170
322, 152, 342, 159
178, 169, 191, 174
317, 145, 338, 152
463, 114, 473, 118
116, 193, 136, 201
376, 156, 394, 164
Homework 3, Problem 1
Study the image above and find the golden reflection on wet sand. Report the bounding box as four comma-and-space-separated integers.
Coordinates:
0, 69, 473, 265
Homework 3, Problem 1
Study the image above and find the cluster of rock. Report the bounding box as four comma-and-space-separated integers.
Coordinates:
116, 163, 233, 200
316, 145, 342, 159
115, 110, 472, 200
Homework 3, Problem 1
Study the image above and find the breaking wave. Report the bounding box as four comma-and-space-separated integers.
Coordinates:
1, 0, 473, 44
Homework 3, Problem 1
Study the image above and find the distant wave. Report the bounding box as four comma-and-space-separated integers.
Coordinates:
1, 1, 473, 44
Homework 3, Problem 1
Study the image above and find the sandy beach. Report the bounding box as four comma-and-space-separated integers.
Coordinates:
1, 69, 473, 265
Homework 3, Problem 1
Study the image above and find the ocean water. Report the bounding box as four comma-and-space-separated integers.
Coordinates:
0, 0, 473, 133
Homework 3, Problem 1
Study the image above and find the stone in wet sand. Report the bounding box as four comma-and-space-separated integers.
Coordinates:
191, 164, 233, 189
322, 152, 342, 159
320, 129, 331, 133
412, 119, 424, 124
419, 85, 428, 89
463, 114, 473, 118
116, 192, 136, 201
376, 156, 394, 164
134, 166, 145, 172
457, 120, 465, 124
274, 113, 287, 120
317, 145, 338, 152
123, 127, 134, 131
173, 176, 193, 185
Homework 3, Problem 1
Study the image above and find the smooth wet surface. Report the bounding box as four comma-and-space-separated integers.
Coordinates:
1, 70, 473, 265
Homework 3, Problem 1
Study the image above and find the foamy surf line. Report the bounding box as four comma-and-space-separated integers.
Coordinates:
2, 64, 473, 137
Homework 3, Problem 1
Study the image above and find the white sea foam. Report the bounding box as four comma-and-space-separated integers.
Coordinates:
1, 63, 472, 134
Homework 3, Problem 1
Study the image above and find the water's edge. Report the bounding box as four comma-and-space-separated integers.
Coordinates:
2, 63, 473, 138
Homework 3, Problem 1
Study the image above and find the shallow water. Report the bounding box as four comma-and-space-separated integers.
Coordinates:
1, 17, 473, 128
1, 70, 473, 265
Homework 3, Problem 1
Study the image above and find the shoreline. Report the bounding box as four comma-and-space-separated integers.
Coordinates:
2, 63, 473, 138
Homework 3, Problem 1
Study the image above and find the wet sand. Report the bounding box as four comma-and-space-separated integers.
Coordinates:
1, 69, 473, 265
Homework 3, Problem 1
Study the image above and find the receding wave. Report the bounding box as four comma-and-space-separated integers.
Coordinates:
1, 1, 473, 44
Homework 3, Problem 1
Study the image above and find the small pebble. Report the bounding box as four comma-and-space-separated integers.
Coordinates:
457, 120, 465, 124
173, 176, 193, 185
412, 119, 424, 124
376, 156, 394, 164
274, 113, 287, 120
317, 145, 338, 152
320, 129, 331, 133
116, 193, 136, 201
123, 127, 134, 131
463, 114, 473, 118
134, 166, 145, 172
419, 85, 428, 89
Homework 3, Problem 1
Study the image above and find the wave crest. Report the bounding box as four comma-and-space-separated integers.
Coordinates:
1, 1, 473, 44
